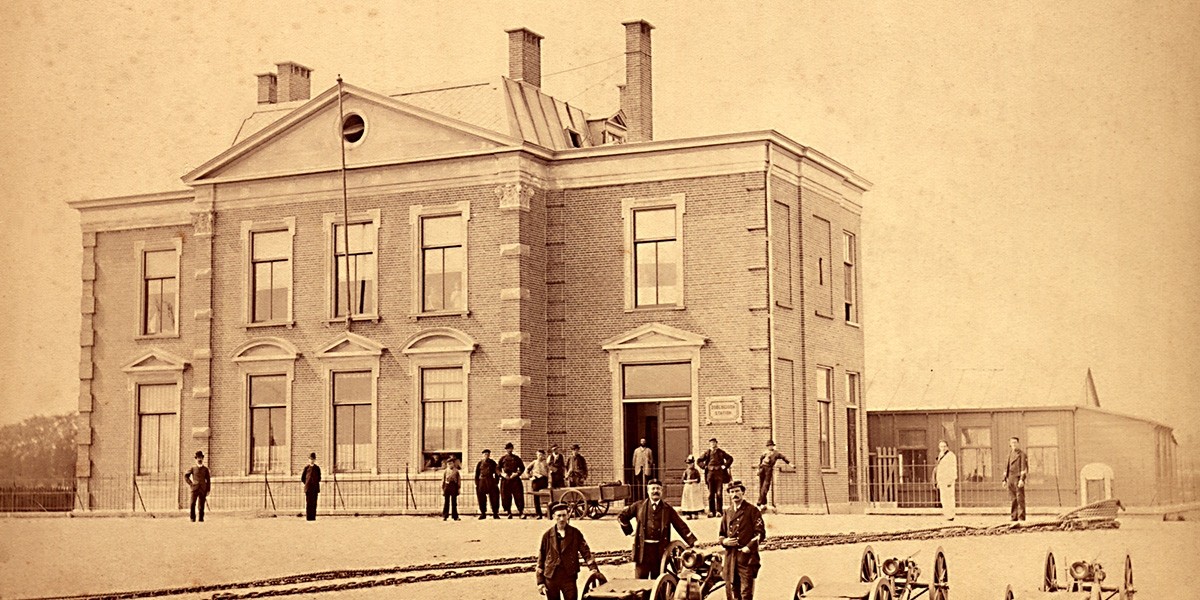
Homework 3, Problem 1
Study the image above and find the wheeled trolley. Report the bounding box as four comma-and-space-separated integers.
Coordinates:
538, 483, 630, 519
1003, 549, 1134, 600
794, 545, 949, 600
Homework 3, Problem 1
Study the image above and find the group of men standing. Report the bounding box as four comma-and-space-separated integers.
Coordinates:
933, 435, 1029, 523
474, 443, 589, 519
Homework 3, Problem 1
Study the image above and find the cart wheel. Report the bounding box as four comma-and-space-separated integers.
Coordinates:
861, 545, 880, 582
649, 572, 679, 600
1004, 584, 1016, 600
931, 546, 949, 600
1042, 549, 1058, 592
582, 571, 606, 596
587, 501, 607, 519
660, 540, 688, 576
793, 575, 815, 599
561, 489, 587, 519
1120, 553, 1134, 600
869, 578, 895, 600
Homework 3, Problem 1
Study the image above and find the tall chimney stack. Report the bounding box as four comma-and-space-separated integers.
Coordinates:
505, 28, 544, 88
620, 20, 654, 142
256, 72, 278, 105
275, 61, 312, 103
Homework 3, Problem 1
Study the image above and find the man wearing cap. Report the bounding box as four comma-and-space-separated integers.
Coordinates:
617, 479, 697, 579
537, 502, 603, 600
567, 444, 588, 487
474, 449, 501, 519
719, 480, 766, 600
697, 438, 734, 517
498, 442, 527, 519
301, 452, 322, 521
548, 444, 566, 489
756, 440, 791, 510
184, 450, 211, 522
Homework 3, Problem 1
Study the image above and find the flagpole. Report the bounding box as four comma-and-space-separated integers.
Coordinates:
336, 75, 353, 331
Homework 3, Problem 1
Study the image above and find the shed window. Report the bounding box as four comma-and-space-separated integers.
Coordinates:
1025, 425, 1059, 484
960, 427, 992, 482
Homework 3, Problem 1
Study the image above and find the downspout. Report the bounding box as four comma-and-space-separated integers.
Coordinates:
764, 145, 777, 445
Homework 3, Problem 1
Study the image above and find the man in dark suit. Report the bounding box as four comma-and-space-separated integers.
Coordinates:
300, 452, 321, 521
548, 444, 567, 489
1002, 436, 1028, 522
698, 437, 734, 517
756, 439, 790, 510
498, 442, 527, 519
184, 450, 211, 522
719, 481, 765, 600
616, 479, 697, 579
474, 449, 501, 519
537, 502, 604, 600
567, 444, 588, 487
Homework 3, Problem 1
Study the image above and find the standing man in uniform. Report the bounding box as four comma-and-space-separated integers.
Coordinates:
631, 438, 654, 501
567, 444, 589, 487
698, 438, 733, 517
301, 452, 321, 521
934, 440, 958, 521
184, 450, 211, 523
1002, 436, 1028, 522
474, 448, 501, 519
536, 502, 604, 600
719, 481, 765, 600
755, 440, 790, 510
498, 442, 527, 519
548, 444, 567, 489
617, 479, 697, 579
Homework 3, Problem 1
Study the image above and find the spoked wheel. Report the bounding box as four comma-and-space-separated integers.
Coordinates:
1004, 584, 1016, 600
587, 501, 607, 519
660, 540, 688, 576
581, 571, 606, 596
931, 546, 949, 600
868, 578, 895, 600
560, 489, 587, 519
793, 575, 815, 599
1042, 550, 1058, 592
649, 572, 678, 600
861, 545, 881, 582
1121, 553, 1134, 600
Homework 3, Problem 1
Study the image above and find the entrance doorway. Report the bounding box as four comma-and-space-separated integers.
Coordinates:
623, 401, 691, 503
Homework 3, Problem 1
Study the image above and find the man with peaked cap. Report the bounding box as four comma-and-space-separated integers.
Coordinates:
184, 450, 211, 522
566, 444, 589, 487
547, 444, 566, 489
616, 478, 697, 579
498, 441, 527, 518
719, 480, 765, 600
536, 502, 604, 600
697, 437, 733, 517
756, 440, 791, 510
474, 448, 501, 519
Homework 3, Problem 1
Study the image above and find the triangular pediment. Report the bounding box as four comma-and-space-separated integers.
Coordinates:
184, 82, 517, 184
232, 337, 300, 362
316, 331, 385, 358
122, 349, 189, 372
601, 323, 707, 351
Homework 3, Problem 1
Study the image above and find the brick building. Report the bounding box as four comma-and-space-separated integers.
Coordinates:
71, 21, 871, 513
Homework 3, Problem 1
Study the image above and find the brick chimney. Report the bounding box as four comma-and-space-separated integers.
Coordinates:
620, 20, 654, 142
275, 61, 312, 103
255, 73, 277, 105
505, 27, 543, 87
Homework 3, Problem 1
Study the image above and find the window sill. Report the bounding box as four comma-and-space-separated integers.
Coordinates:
411, 309, 470, 319
325, 315, 381, 325
245, 320, 295, 330
821, 468, 839, 474
814, 310, 834, 320
844, 320, 861, 329
625, 304, 686, 313
775, 302, 793, 310
136, 332, 180, 341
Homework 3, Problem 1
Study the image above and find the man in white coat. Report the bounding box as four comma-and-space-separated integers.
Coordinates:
933, 440, 958, 521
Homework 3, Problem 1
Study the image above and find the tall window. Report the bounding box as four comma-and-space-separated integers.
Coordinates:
633, 207, 680, 307
773, 201, 792, 305
420, 214, 466, 312
846, 372, 860, 498
251, 230, 290, 323
333, 222, 376, 318
421, 367, 464, 471
843, 232, 858, 323
142, 249, 177, 335
137, 383, 177, 475
1025, 425, 1059, 485
249, 374, 287, 474
960, 427, 993, 482
898, 429, 929, 482
813, 216, 833, 315
333, 371, 372, 472
817, 366, 833, 468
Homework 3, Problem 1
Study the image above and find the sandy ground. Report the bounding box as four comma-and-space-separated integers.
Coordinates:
1, 511, 1196, 599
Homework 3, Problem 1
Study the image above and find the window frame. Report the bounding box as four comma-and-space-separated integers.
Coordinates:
622, 194, 686, 311
121, 348, 187, 477
323, 209, 382, 322
136, 383, 180, 475
315, 332, 384, 475
400, 327, 477, 473
232, 337, 298, 476
1024, 424, 1060, 486
843, 231, 859, 324
817, 365, 834, 470
410, 202, 471, 318
959, 425, 994, 482
241, 218, 296, 327
419, 366, 466, 471
772, 200, 793, 307
134, 238, 182, 339
331, 370, 374, 474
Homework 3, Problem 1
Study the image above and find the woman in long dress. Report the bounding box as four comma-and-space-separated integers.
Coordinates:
679, 455, 706, 519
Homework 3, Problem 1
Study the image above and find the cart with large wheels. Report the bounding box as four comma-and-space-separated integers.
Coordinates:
794, 545, 949, 600
659, 544, 726, 600
1003, 549, 1134, 600
580, 571, 678, 600
540, 482, 630, 519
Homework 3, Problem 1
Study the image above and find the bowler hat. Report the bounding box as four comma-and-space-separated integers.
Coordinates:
571, 443, 581, 450
726, 480, 746, 492
504, 442, 514, 449
309, 452, 317, 460
194, 450, 205, 459
766, 439, 776, 446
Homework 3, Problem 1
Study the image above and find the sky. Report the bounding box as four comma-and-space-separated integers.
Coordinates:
1, 1, 1197, 443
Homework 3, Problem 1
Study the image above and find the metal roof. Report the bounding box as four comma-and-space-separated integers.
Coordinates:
866, 367, 1100, 412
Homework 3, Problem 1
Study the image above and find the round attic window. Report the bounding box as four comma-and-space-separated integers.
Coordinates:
341, 113, 366, 144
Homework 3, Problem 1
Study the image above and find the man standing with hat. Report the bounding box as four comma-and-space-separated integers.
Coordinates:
498, 442, 527, 519
697, 438, 733, 517
756, 440, 790, 510
566, 444, 588, 487
184, 450, 211, 522
1002, 436, 1028, 522
301, 452, 322, 521
617, 479, 697, 579
719, 480, 765, 600
536, 501, 604, 600
547, 444, 566, 489
474, 448, 501, 519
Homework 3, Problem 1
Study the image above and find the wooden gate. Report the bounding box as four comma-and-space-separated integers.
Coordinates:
870, 446, 899, 504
